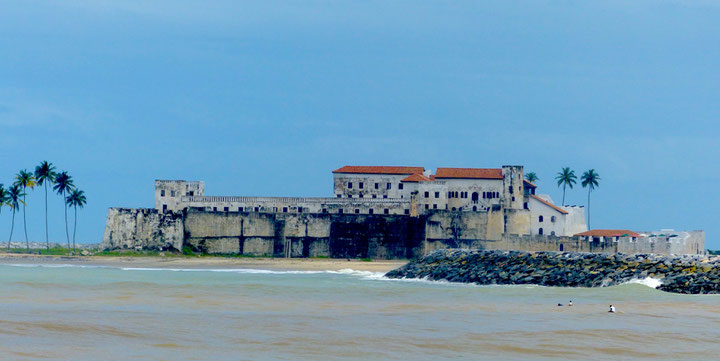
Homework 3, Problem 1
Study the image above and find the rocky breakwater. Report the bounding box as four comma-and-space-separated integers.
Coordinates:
385, 249, 720, 294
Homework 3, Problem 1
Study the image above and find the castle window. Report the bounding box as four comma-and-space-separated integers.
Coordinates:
433, 204, 437, 209
254, 207, 259, 212
404, 209, 410, 215
273, 207, 278, 212
359, 182, 364, 189
322, 208, 327, 213
298, 207, 303, 213
384, 209, 389, 214
551, 216, 556, 222
161, 190, 165, 197
375, 183, 379, 189
355, 209, 360, 214
383, 195, 387, 199
348, 195, 352, 198
372, 194, 377, 198
509, 186, 514, 194
171, 190, 176, 197
338, 209, 343, 214
369, 209, 374, 214
283, 207, 288, 213
238, 207, 243, 212
398, 183, 403, 190
473, 206, 477, 211
162, 204, 167, 212
551, 231, 556, 236
539, 215, 544, 222
512, 196, 515, 202
424, 191, 429, 198
524, 202, 528, 210
213, 207, 217, 212
189, 191, 194, 196
359, 194, 363, 198
224, 207, 229, 212
348, 182, 352, 189
425, 204, 429, 210
337, 194, 341, 198
387, 183, 391, 190
435, 192, 440, 198
452, 207, 456, 211
539, 228, 544, 235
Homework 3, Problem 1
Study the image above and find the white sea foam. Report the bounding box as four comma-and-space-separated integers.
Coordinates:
624, 277, 663, 289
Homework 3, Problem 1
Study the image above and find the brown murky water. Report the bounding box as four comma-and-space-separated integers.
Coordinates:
0, 264, 718, 360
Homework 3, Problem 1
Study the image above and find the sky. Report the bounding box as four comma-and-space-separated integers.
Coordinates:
0, 0, 718, 248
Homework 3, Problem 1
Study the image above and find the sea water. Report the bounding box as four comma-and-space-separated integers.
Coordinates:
0, 263, 718, 360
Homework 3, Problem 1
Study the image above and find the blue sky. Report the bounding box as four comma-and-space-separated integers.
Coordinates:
1, 0, 718, 247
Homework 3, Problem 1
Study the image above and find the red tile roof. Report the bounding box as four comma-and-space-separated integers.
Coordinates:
530, 195, 568, 214
523, 179, 537, 188
401, 173, 431, 182
575, 230, 642, 237
332, 166, 424, 175
434, 168, 503, 179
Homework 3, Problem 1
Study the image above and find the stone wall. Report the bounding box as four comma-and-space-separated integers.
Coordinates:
101, 208, 704, 258
101, 208, 184, 251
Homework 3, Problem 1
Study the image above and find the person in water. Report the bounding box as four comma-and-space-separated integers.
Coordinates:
568, 300, 573, 306
608, 305, 616, 313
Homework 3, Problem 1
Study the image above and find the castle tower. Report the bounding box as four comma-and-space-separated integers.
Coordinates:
502, 165, 524, 210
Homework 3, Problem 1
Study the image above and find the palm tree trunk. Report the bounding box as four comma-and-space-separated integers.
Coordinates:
9, 209, 16, 251
73, 205, 77, 252
562, 184, 566, 206
23, 193, 29, 250
64, 190, 70, 250
587, 189, 591, 229
44, 183, 49, 251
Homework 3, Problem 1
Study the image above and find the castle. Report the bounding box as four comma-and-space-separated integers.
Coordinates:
154, 165, 587, 237
100, 165, 704, 258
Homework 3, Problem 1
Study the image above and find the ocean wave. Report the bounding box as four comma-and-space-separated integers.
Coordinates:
623, 277, 663, 289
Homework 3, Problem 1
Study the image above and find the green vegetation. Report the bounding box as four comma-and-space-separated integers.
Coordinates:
0, 162, 86, 253
581, 169, 601, 229
524, 172, 538, 184
181, 245, 195, 256
555, 167, 577, 206
359, 258, 373, 262
53, 171, 75, 250
708, 250, 720, 256
14, 169, 36, 250
35, 161, 57, 251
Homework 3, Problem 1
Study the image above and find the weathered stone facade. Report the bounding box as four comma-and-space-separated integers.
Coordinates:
101, 208, 704, 257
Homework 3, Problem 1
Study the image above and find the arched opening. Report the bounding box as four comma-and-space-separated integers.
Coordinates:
472, 192, 479, 203
559, 243, 564, 251
539, 228, 544, 235
472, 206, 477, 211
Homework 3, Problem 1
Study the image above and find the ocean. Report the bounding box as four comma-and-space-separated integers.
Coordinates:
0, 263, 718, 360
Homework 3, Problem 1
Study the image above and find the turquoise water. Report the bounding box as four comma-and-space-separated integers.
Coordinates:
0, 263, 718, 360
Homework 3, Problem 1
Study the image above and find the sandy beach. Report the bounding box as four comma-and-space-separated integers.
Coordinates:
0, 253, 407, 273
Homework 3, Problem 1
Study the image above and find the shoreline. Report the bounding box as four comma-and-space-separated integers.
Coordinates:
0, 253, 407, 273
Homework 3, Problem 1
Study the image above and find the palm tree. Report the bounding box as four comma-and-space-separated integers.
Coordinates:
53, 171, 74, 249
0, 185, 8, 242
14, 170, 36, 250
66, 188, 86, 253
525, 172, 538, 184
555, 167, 577, 206
35, 161, 57, 251
6, 184, 24, 251
0, 184, 7, 217
581, 169, 601, 229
